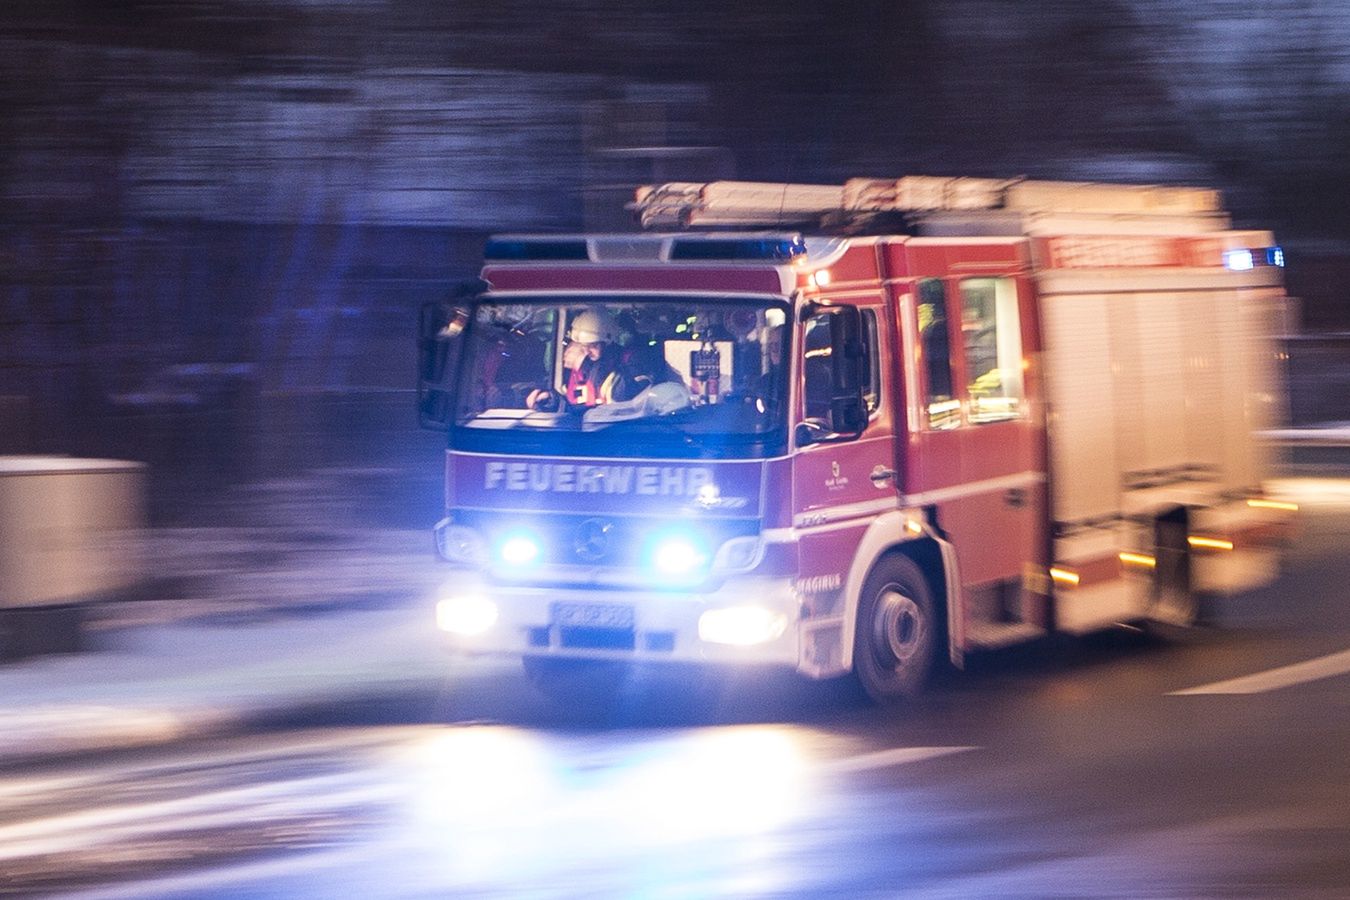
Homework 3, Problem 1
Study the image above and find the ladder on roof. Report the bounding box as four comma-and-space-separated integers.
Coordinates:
631, 176, 1227, 232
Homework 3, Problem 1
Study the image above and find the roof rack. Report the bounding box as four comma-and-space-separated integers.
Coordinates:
632, 177, 1226, 234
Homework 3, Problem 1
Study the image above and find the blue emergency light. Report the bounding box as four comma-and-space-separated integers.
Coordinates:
669, 236, 807, 261
484, 238, 590, 261
1223, 246, 1285, 271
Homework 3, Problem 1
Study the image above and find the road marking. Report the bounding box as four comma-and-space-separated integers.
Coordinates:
826, 745, 976, 774
1169, 647, 1350, 695
0, 770, 394, 863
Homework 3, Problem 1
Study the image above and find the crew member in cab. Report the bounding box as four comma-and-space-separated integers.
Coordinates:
528, 307, 639, 410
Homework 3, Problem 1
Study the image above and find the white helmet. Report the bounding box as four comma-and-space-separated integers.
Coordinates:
568, 307, 618, 344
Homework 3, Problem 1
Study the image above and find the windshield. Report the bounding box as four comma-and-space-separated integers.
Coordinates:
450, 294, 791, 459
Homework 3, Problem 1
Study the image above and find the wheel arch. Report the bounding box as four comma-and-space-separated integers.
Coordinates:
839, 509, 962, 673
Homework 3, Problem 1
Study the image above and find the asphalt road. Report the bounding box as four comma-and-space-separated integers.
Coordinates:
3, 483, 1348, 898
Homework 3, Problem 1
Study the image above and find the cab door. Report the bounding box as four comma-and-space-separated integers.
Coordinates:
791, 301, 894, 675
950, 271, 1048, 641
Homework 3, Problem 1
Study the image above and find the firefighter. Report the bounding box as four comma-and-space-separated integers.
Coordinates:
527, 307, 636, 410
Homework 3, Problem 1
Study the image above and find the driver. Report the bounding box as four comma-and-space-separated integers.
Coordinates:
527, 307, 638, 410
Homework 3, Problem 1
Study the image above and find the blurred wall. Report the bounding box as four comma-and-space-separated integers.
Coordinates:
3, 0, 1350, 518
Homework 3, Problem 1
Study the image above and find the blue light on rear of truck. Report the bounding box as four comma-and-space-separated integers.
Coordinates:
1223, 246, 1284, 271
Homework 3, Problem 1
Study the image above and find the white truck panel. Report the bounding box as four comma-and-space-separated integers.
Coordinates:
1230, 290, 1289, 486
1040, 292, 1122, 525
1040, 272, 1286, 531
1051, 524, 1151, 633
1181, 292, 1228, 475
1123, 290, 1188, 480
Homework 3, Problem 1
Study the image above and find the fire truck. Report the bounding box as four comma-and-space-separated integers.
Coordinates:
417, 176, 1297, 703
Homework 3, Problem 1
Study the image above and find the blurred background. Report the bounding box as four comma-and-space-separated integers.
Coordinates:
4, 0, 1350, 523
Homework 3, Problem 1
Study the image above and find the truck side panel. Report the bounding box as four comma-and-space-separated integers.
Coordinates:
1038, 262, 1288, 632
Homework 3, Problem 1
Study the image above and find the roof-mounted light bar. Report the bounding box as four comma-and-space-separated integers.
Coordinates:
483, 237, 590, 261
484, 233, 810, 265
668, 236, 807, 261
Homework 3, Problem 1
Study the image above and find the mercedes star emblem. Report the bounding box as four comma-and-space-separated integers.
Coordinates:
573, 518, 614, 562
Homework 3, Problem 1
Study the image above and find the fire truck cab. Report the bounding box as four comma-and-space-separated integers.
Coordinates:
418, 176, 1296, 702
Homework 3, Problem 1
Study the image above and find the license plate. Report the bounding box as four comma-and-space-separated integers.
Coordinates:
551, 601, 635, 630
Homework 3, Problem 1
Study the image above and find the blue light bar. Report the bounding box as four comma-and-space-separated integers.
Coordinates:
484, 238, 590, 261
1266, 246, 1285, 267
668, 236, 807, 261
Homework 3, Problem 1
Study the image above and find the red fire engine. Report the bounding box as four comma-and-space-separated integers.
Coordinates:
418, 176, 1297, 702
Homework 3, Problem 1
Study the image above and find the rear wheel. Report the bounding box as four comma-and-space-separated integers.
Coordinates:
853, 555, 940, 703
1148, 512, 1199, 631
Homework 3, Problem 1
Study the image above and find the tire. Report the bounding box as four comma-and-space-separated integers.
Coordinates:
522, 656, 628, 709
853, 554, 940, 704
1147, 513, 1199, 631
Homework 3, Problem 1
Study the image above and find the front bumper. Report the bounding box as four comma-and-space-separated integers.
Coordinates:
435, 571, 801, 668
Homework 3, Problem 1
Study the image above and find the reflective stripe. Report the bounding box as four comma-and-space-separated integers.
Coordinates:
567, 366, 620, 405
899, 471, 1045, 507
567, 368, 597, 405
793, 497, 899, 529
783, 472, 1046, 531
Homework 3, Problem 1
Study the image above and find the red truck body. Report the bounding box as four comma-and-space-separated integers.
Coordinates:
420, 177, 1296, 701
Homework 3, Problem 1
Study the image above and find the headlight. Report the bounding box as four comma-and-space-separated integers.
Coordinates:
712, 535, 764, 573
436, 592, 498, 636
699, 606, 787, 646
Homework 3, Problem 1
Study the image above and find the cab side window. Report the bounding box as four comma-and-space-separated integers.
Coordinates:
918, 279, 958, 429
959, 277, 1024, 422
801, 312, 834, 421
861, 309, 881, 415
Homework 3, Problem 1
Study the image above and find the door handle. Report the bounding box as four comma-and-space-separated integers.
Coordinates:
1005, 487, 1027, 508
870, 466, 897, 486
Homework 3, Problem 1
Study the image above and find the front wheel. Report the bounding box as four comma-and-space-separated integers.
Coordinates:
853, 555, 940, 704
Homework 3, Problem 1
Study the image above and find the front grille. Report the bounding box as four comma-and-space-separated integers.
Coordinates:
453, 509, 758, 571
